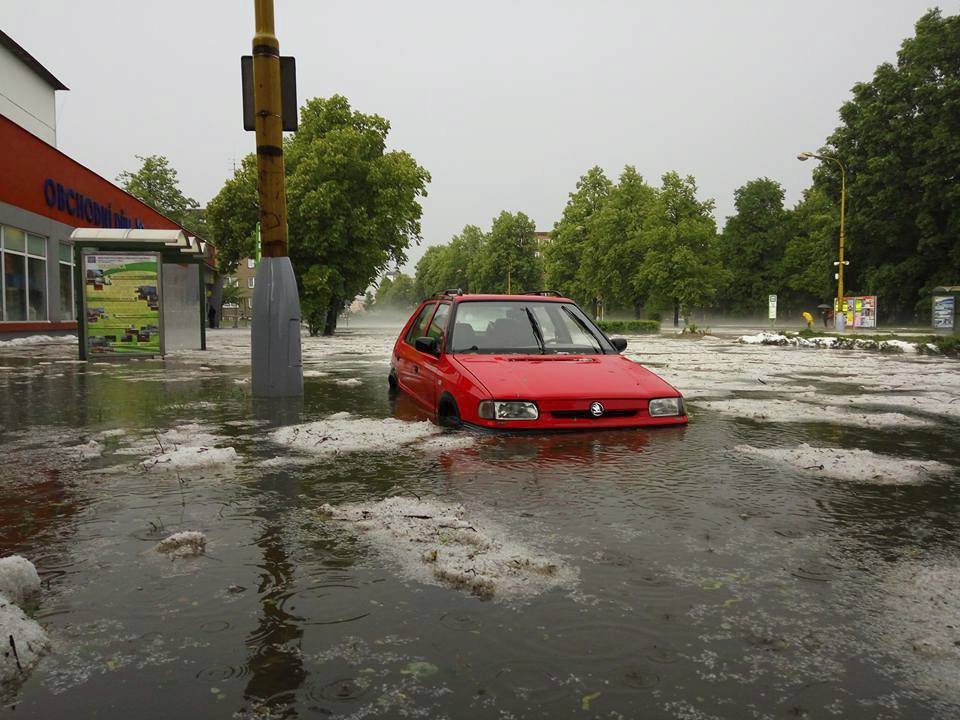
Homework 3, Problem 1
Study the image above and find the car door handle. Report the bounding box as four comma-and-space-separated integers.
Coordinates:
413, 366, 419, 374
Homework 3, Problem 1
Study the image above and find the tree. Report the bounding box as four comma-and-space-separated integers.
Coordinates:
471, 211, 541, 293
285, 96, 431, 334
584, 166, 658, 315
204, 96, 430, 334
206, 154, 258, 274
631, 172, 726, 326
717, 178, 789, 315
543, 167, 613, 306
414, 225, 485, 297
820, 9, 960, 319
375, 273, 417, 310
117, 155, 201, 232
778, 187, 837, 308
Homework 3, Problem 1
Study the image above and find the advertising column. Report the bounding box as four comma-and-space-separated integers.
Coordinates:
82, 252, 162, 355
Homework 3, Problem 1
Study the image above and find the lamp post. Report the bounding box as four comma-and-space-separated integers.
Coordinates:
250, 0, 303, 396
797, 151, 848, 330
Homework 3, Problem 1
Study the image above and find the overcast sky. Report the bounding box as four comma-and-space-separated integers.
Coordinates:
3, 1, 955, 270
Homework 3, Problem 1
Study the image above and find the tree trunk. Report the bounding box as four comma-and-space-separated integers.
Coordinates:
673, 298, 680, 328
322, 298, 339, 336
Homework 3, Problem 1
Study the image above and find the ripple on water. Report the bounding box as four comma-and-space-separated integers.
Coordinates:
538, 622, 659, 663
309, 676, 370, 703
440, 612, 483, 632
485, 659, 570, 706
195, 663, 250, 681
271, 584, 371, 626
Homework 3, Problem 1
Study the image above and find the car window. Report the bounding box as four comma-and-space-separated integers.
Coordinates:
449, 301, 609, 354
404, 303, 436, 345
426, 303, 450, 342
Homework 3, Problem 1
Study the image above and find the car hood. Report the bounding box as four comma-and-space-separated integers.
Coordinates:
452, 354, 680, 399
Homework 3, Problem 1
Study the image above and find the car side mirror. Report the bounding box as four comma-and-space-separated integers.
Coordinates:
611, 337, 628, 352
415, 336, 440, 355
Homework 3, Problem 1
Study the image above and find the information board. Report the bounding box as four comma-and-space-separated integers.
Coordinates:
836, 295, 877, 328
83, 253, 162, 355
933, 296, 955, 330
768, 294, 777, 321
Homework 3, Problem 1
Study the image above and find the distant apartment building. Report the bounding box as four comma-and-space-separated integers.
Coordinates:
221, 258, 257, 322
533, 231, 551, 258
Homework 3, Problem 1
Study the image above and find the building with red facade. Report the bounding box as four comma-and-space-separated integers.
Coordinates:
0, 30, 213, 338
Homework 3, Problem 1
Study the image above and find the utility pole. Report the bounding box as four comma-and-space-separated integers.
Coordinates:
249, 0, 303, 396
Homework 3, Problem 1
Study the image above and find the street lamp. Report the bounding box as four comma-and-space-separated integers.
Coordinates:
797, 151, 848, 329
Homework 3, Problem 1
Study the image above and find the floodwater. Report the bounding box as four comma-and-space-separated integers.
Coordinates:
1, 326, 959, 719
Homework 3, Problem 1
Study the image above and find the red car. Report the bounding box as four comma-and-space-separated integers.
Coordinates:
390, 291, 687, 430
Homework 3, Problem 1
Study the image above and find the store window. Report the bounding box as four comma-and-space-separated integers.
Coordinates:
59, 241, 74, 321
27, 234, 47, 321
1, 226, 48, 322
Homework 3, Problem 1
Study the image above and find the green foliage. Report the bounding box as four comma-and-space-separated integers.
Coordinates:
286, 96, 430, 334
414, 225, 484, 297
117, 154, 201, 233
820, 9, 960, 318
471, 211, 542, 293
206, 154, 258, 274
219, 282, 241, 307
543, 166, 613, 306
596, 319, 660, 334
205, 95, 430, 334
630, 172, 726, 324
374, 273, 418, 310
717, 178, 788, 314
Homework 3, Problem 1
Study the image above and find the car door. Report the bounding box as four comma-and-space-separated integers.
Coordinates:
418, 302, 451, 410
395, 302, 435, 401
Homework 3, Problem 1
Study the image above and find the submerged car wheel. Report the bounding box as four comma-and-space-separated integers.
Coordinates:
437, 393, 461, 428
387, 370, 399, 397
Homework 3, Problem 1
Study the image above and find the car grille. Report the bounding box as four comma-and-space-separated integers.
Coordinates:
550, 409, 638, 420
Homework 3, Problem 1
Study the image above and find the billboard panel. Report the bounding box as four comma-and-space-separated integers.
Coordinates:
83, 253, 162, 355
933, 296, 955, 330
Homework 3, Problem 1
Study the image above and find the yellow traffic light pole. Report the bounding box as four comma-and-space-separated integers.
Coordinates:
798, 151, 847, 327
250, 0, 303, 396
252, 0, 287, 257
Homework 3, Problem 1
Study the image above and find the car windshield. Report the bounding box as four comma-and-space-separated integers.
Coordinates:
449, 301, 611, 354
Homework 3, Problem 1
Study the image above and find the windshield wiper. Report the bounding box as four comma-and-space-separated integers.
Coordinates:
561, 306, 602, 354
524, 307, 546, 354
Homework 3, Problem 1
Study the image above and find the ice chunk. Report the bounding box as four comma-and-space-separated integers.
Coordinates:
270, 416, 439, 456
0, 597, 49, 689
155, 531, 207, 557
140, 446, 239, 470
696, 398, 931, 428
0, 556, 41, 607
319, 497, 576, 601
333, 378, 362, 386
735, 443, 953, 484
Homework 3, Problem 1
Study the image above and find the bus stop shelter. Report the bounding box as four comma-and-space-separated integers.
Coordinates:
69, 229, 209, 359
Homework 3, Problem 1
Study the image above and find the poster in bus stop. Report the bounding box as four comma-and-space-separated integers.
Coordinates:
836, 295, 877, 328
83, 253, 162, 355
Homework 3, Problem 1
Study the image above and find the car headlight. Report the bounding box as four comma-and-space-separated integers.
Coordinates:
648, 397, 683, 417
478, 400, 539, 420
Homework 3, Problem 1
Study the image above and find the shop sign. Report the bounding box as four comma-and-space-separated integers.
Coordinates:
44, 178, 145, 229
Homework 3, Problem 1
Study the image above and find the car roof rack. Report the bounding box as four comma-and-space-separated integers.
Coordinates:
429, 288, 464, 299
523, 290, 563, 297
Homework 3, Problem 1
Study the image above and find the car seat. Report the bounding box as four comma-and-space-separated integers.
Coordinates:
454, 322, 477, 348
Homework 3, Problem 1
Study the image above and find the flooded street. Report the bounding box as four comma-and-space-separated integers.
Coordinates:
1, 326, 959, 719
